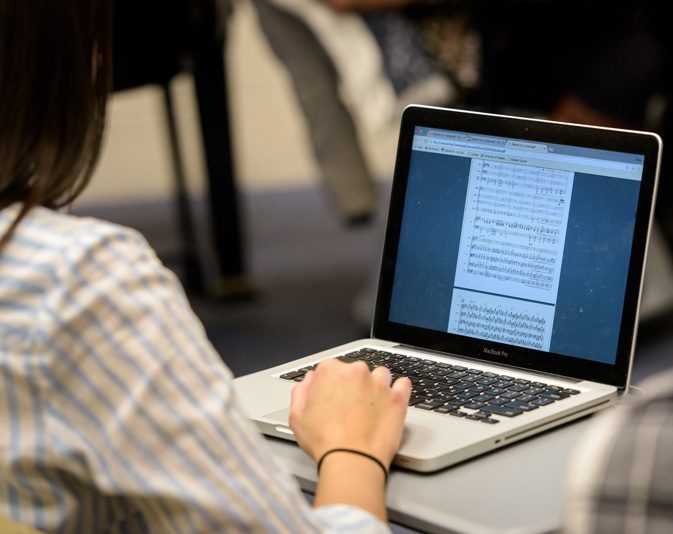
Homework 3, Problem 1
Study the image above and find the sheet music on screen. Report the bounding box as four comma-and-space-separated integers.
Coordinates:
390, 127, 645, 363
448, 159, 574, 350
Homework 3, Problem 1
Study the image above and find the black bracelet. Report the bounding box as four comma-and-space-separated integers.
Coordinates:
317, 448, 389, 483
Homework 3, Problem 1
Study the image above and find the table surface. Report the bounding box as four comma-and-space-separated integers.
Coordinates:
266, 414, 597, 534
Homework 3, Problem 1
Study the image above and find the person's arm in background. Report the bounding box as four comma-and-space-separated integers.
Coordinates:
325, 0, 414, 12
562, 368, 673, 534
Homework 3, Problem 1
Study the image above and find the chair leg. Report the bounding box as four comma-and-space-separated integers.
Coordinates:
192, 21, 255, 298
161, 82, 205, 294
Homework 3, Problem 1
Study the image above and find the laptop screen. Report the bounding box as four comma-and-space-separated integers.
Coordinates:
375, 106, 661, 388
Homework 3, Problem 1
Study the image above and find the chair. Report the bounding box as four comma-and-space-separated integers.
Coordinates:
113, 0, 253, 297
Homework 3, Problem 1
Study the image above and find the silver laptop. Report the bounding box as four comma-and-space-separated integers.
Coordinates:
234, 105, 662, 472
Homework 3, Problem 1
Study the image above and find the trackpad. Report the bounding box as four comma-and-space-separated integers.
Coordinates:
265, 407, 290, 425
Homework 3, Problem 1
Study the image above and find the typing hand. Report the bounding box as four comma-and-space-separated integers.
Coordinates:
289, 358, 411, 468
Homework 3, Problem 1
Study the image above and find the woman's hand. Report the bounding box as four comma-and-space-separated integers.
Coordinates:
289, 358, 411, 468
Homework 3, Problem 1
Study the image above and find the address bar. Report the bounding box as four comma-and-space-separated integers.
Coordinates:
425, 138, 506, 154
421, 137, 635, 171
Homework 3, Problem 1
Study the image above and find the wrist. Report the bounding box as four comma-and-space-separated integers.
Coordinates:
310, 438, 393, 467
314, 449, 389, 521
317, 448, 389, 484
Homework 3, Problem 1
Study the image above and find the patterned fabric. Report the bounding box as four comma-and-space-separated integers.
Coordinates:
0, 204, 389, 534
564, 369, 673, 534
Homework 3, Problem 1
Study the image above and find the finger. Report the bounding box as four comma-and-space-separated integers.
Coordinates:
290, 370, 314, 416
302, 369, 315, 386
318, 357, 342, 372
371, 365, 392, 387
391, 375, 412, 402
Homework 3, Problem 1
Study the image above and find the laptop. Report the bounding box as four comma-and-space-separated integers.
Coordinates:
234, 105, 662, 472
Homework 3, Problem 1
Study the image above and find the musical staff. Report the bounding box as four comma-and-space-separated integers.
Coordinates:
448, 289, 555, 351
454, 159, 574, 304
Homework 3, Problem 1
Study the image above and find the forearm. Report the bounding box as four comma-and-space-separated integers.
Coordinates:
313, 451, 388, 521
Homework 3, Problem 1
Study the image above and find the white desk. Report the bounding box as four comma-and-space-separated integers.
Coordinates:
266, 416, 595, 534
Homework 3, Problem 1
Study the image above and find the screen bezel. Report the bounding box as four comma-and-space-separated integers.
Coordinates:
372, 105, 662, 389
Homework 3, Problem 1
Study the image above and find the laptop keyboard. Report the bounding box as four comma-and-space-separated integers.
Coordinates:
279, 348, 581, 424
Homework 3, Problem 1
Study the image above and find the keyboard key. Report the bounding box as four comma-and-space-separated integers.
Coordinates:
462, 374, 481, 382
415, 400, 445, 410
540, 390, 570, 400
504, 401, 538, 412
479, 417, 500, 424
456, 390, 480, 399
280, 371, 304, 380
517, 394, 537, 403
478, 378, 498, 386
408, 396, 427, 406
499, 375, 515, 382
481, 404, 524, 417
434, 406, 458, 414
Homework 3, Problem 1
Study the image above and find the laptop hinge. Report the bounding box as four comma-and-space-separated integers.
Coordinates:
394, 344, 583, 384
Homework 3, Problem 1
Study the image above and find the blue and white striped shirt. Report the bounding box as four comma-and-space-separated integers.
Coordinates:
0, 204, 388, 533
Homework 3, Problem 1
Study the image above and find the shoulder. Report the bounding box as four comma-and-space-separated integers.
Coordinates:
1, 205, 172, 329
2, 204, 150, 255
2, 205, 159, 279
23, 206, 150, 255
0, 205, 174, 370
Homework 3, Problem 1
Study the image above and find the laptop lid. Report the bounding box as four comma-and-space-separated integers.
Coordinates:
373, 105, 662, 390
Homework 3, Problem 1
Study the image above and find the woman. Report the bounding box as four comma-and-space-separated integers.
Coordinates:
0, 1, 411, 532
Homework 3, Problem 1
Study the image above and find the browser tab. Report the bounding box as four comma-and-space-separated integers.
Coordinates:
506, 140, 548, 152
469, 135, 507, 147
426, 129, 467, 141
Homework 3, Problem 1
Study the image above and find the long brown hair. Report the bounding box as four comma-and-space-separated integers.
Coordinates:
0, 0, 113, 250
